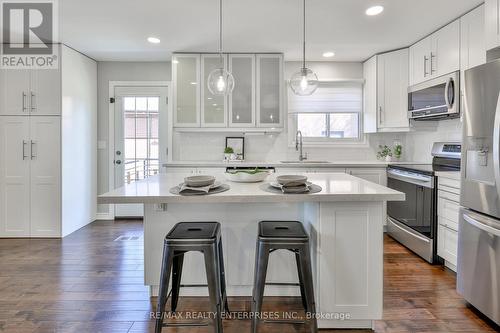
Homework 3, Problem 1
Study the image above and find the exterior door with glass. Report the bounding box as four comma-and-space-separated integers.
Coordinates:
113, 86, 168, 217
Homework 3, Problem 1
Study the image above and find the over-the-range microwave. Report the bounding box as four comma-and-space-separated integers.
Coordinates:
408, 71, 460, 120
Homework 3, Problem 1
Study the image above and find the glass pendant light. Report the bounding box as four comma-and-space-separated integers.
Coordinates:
290, 0, 319, 96
207, 0, 234, 95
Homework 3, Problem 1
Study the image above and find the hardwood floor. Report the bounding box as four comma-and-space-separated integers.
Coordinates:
0, 220, 498, 333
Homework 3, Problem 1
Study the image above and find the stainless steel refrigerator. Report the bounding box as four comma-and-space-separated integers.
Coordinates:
458, 58, 500, 326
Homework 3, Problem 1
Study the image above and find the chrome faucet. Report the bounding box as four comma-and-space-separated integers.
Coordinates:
296, 130, 307, 161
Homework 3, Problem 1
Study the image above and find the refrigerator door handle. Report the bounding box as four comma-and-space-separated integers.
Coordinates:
493, 94, 500, 201
463, 211, 500, 237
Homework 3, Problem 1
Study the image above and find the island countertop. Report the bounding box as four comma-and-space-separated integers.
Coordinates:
99, 172, 405, 204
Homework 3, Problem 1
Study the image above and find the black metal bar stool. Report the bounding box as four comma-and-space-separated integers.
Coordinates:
251, 221, 318, 333
155, 222, 229, 333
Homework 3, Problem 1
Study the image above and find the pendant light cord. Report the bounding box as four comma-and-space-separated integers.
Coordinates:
302, 0, 306, 70
219, 0, 223, 63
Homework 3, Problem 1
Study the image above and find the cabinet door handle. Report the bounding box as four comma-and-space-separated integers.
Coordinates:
22, 140, 28, 160
423, 56, 429, 77
30, 92, 36, 112
430, 52, 436, 74
379, 106, 383, 124
22, 92, 27, 112
30, 141, 36, 159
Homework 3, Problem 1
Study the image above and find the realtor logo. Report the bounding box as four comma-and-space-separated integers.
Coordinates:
0, 0, 59, 69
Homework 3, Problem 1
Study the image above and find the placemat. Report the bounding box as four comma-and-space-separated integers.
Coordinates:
259, 183, 322, 194
169, 183, 230, 196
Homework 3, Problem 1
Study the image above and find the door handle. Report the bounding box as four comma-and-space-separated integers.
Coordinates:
430, 52, 436, 74
30, 141, 36, 160
463, 212, 500, 237
22, 140, 28, 160
493, 94, 500, 201
423, 56, 429, 77
30, 92, 36, 112
22, 92, 27, 112
379, 106, 383, 125
444, 78, 453, 108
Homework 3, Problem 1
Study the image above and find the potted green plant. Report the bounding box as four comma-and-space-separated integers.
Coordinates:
224, 147, 234, 161
377, 145, 393, 162
393, 144, 403, 160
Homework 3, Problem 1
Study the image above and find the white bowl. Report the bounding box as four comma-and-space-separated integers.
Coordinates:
224, 171, 269, 183
184, 175, 216, 187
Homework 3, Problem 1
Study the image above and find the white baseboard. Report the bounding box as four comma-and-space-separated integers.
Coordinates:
95, 212, 114, 220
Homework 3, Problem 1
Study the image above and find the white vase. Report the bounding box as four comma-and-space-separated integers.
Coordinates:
385, 156, 392, 162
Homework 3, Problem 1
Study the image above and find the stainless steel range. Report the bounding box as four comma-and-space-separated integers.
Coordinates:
386, 142, 461, 263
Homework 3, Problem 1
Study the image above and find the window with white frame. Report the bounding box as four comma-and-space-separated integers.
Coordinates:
288, 81, 363, 142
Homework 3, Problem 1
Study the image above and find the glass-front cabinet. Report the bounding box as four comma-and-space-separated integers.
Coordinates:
201, 54, 227, 127
228, 54, 255, 127
256, 54, 283, 127
172, 52, 283, 130
173, 54, 200, 127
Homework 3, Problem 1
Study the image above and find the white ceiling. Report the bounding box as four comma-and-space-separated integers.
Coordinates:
60, 0, 483, 62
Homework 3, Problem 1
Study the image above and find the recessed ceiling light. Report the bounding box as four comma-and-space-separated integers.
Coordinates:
147, 37, 161, 44
366, 5, 384, 16
322, 51, 335, 58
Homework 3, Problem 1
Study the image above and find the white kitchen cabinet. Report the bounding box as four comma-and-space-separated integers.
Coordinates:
256, 54, 283, 127
0, 116, 61, 237
0, 68, 60, 116
409, 37, 432, 85
363, 49, 409, 133
347, 168, 387, 186
363, 56, 377, 134
173, 54, 201, 127
201, 54, 227, 127
0, 45, 96, 238
486, 0, 500, 51
29, 117, 61, 237
377, 49, 409, 131
0, 116, 31, 237
409, 20, 460, 85
229, 54, 255, 127
437, 174, 461, 271
460, 5, 487, 71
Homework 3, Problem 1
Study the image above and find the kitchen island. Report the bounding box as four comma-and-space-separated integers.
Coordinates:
99, 172, 404, 329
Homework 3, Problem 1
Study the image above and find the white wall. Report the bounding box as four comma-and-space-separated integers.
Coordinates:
61, 45, 98, 236
97, 61, 171, 215
403, 119, 463, 163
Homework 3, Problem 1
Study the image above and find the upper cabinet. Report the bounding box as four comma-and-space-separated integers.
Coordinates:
0, 68, 61, 116
409, 20, 460, 85
173, 53, 283, 130
460, 5, 487, 71
173, 54, 201, 127
256, 54, 283, 127
486, 0, 500, 51
363, 49, 409, 134
229, 54, 255, 127
201, 54, 227, 127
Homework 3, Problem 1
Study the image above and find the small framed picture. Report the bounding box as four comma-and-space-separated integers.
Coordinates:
226, 137, 245, 160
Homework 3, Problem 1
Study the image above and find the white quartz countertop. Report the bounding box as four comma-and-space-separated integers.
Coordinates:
99, 172, 405, 204
163, 160, 418, 168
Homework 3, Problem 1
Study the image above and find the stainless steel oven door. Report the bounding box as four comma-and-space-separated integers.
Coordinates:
408, 71, 460, 119
386, 168, 437, 263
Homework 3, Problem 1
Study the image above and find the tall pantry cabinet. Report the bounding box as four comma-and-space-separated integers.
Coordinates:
0, 45, 97, 238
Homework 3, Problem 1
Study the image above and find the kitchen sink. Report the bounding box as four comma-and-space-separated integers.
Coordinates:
280, 160, 331, 164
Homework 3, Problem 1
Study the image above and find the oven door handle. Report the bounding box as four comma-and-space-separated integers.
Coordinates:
387, 169, 432, 182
